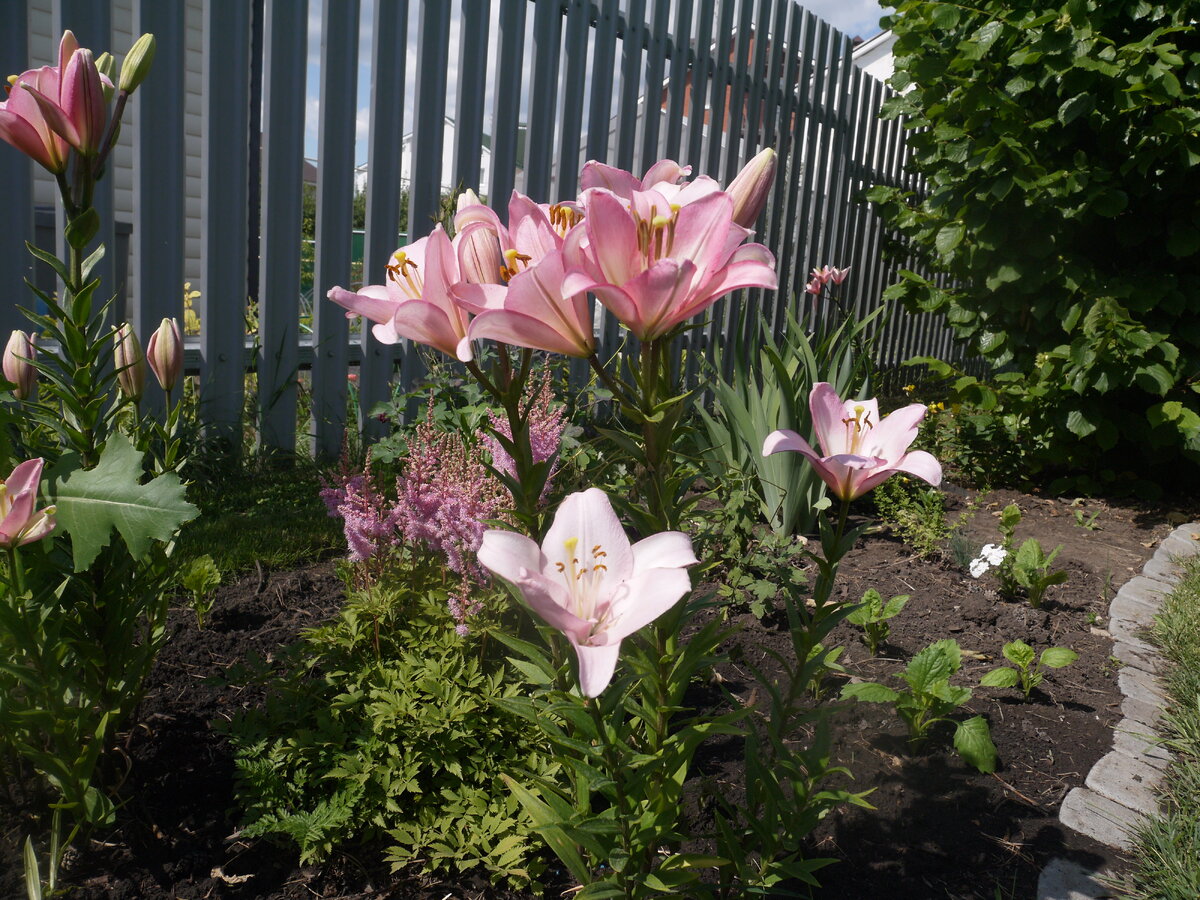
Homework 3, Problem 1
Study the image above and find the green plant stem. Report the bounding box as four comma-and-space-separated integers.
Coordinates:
5, 547, 24, 596
586, 696, 636, 898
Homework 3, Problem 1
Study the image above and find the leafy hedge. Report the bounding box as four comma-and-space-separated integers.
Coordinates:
869, 0, 1200, 489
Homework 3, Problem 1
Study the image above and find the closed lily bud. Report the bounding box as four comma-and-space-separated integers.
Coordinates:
113, 322, 146, 401
119, 33, 156, 94
3, 330, 37, 399
726, 147, 777, 229
0, 457, 57, 549
455, 221, 505, 285
94, 51, 116, 103
146, 317, 183, 392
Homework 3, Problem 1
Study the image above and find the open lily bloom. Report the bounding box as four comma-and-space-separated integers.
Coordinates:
0, 458, 56, 550
562, 187, 776, 341
327, 225, 474, 361
456, 190, 596, 357
477, 488, 696, 696
763, 382, 942, 502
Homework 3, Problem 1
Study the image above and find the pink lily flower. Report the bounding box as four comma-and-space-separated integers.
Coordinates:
0, 458, 57, 550
457, 191, 596, 358
562, 187, 776, 341
804, 276, 823, 295
327, 225, 474, 361
11, 32, 109, 159
762, 382, 942, 502
0, 34, 83, 173
477, 488, 696, 697
828, 266, 851, 285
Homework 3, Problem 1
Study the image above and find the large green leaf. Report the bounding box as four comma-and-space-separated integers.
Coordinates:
953, 716, 997, 773
53, 435, 198, 570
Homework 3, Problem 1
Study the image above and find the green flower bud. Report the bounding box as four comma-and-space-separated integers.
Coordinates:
94, 51, 116, 102
119, 33, 156, 94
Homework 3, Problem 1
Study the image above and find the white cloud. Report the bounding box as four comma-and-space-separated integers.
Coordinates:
801, 0, 894, 39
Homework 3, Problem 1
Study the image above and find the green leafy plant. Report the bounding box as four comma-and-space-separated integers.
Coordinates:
993, 504, 1068, 607
980, 640, 1078, 700
841, 638, 997, 773
872, 475, 947, 558
1072, 504, 1101, 530
698, 302, 882, 537
847, 589, 910, 656
228, 558, 553, 890
178, 554, 222, 628
871, 1, 1200, 491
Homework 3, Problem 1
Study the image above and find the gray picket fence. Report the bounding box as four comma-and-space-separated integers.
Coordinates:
0, 0, 965, 458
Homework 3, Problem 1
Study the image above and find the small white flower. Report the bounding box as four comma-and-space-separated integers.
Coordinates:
969, 557, 990, 578
981, 543, 1007, 566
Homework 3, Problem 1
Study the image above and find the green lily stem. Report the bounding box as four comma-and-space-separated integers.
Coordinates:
586, 696, 636, 897
5, 546, 24, 596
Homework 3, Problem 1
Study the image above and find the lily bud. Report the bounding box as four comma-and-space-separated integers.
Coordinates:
2, 330, 37, 399
455, 221, 505, 285
726, 147, 777, 229
146, 317, 183, 392
94, 51, 116, 103
113, 322, 146, 401
119, 33, 156, 94
0, 458, 57, 549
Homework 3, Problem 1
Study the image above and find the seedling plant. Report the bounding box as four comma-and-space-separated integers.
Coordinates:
980, 640, 1079, 700
841, 638, 998, 773
846, 588, 909, 656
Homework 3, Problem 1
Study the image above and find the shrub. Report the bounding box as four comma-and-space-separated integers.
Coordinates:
871, 1, 1200, 490
228, 558, 556, 890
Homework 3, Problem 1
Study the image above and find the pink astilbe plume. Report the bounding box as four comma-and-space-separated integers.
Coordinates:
480, 373, 566, 498
446, 574, 485, 636
394, 401, 507, 580
320, 454, 397, 562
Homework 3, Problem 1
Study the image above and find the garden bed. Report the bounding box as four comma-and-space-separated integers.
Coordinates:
0, 485, 1179, 899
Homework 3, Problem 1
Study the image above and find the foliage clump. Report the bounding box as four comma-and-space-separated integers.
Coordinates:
228, 560, 555, 890
871, 0, 1200, 491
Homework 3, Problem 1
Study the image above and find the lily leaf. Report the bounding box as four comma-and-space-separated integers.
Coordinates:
52, 435, 198, 570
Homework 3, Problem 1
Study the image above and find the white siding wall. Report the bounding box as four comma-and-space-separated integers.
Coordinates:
27, 0, 205, 310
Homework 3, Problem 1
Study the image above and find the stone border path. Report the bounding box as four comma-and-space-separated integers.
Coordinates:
1037, 523, 1200, 900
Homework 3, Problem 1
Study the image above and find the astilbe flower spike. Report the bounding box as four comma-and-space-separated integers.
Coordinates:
319, 453, 396, 562
480, 372, 566, 498
393, 400, 507, 580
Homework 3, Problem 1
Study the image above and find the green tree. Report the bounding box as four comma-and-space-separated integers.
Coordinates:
870, 0, 1200, 490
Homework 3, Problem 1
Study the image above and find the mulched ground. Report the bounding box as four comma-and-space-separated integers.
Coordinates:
0, 485, 1185, 899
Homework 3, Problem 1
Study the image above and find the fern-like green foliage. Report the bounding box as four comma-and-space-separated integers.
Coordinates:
227, 556, 556, 890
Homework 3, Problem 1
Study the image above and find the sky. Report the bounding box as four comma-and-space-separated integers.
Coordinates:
302, 0, 894, 166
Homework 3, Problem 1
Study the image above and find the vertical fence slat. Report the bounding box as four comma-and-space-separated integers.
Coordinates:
720, 0, 753, 183
54, 0, 116, 318
257, 0, 307, 453
310, 0, 360, 459
200, 0, 251, 449
739, 0, 772, 168
614, 0, 645, 172
812, 33, 852, 273
586, 0, 618, 164
764, 0, 801, 334
489, 0, 527, 210
661, 0, 692, 162
775, 8, 816, 320
638, 0, 669, 171
684, 0, 713, 170
133, 0, 185, 419
842, 72, 878, 321
404, 0, 452, 398
790, 15, 829, 327
0, 0, 33, 338
454, 0, 489, 195
359, 0, 408, 441
410, 0, 452, 233
556, 0, 589, 200
703, 0, 735, 178
525, 0, 563, 201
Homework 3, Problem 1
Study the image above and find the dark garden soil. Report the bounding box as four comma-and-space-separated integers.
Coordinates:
0, 486, 1187, 899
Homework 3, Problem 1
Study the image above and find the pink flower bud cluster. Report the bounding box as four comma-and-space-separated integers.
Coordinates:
480, 373, 566, 497
394, 407, 507, 581
319, 467, 397, 563
446, 576, 484, 637
805, 264, 850, 295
